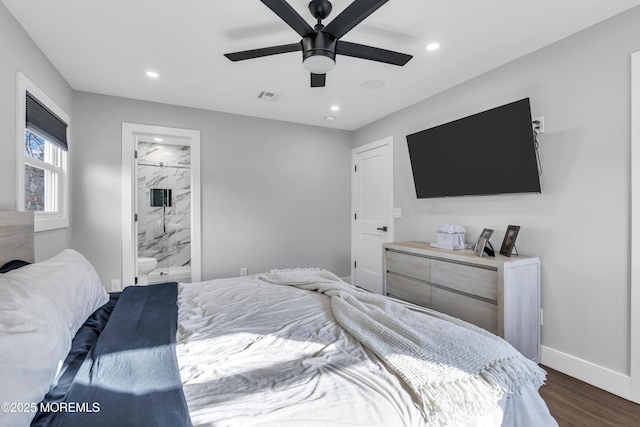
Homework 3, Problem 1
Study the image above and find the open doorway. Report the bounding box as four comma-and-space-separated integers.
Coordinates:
121, 123, 201, 287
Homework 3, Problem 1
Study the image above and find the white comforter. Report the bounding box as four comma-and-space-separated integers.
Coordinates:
176, 276, 557, 427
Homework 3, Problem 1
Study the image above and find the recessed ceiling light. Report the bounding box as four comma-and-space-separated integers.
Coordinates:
331, 105, 340, 112
153, 137, 164, 142
146, 71, 159, 78
325, 116, 336, 121
426, 43, 440, 51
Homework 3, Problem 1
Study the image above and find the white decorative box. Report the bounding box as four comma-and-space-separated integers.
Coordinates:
430, 224, 469, 250
437, 232, 465, 246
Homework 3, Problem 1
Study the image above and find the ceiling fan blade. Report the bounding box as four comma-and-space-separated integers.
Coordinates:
337, 41, 412, 66
311, 73, 326, 87
225, 43, 302, 61
261, 0, 315, 37
323, 0, 389, 39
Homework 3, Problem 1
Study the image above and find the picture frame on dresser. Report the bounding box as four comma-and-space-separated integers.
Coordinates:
474, 229, 495, 257
500, 225, 520, 257
473, 237, 488, 257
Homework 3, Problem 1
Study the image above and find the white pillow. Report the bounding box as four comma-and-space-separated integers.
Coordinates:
0, 249, 109, 426
5, 249, 109, 335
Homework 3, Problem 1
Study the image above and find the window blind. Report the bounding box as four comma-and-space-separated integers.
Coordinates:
26, 91, 68, 151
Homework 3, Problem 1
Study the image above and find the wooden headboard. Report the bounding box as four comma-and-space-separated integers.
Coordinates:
0, 211, 34, 266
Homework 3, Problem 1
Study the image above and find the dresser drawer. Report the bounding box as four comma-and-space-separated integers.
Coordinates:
386, 250, 430, 281
431, 287, 498, 334
386, 273, 431, 307
430, 259, 498, 301
383, 242, 540, 361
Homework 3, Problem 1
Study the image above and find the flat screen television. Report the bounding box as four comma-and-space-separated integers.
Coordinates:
406, 98, 541, 198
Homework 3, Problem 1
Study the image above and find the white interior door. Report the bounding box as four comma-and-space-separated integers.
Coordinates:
352, 137, 393, 294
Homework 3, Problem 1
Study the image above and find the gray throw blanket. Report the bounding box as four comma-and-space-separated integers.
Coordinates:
258, 269, 545, 427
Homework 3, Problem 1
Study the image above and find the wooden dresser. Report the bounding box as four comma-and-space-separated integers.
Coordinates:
383, 241, 540, 361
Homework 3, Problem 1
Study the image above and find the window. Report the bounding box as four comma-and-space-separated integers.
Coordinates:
17, 73, 69, 231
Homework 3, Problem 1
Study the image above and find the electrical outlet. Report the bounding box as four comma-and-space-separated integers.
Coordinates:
532, 116, 545, 134
240, 268, 248, 276
393, 208, 402, 219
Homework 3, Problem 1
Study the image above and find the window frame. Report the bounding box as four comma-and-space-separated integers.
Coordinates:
16, 72, 69, 232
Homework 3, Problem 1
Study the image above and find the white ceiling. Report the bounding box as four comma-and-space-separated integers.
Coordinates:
4, 0, 640, 131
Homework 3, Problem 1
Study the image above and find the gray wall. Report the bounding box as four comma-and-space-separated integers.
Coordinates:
71, 92, 352, 286
0, 2, 73, 260
353, 8, 640, 377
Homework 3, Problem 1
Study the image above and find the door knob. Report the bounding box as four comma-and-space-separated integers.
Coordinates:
377, 226, 388, 232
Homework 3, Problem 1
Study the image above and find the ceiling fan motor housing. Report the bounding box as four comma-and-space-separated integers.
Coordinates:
302, 31, 337, 62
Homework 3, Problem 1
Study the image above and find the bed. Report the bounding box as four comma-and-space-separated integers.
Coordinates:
0, 212, 557, 427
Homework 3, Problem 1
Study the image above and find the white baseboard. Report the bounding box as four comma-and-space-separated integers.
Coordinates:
541, 345, 634, 402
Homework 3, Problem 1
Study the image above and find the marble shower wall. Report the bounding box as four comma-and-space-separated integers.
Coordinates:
137, 142, 191, 270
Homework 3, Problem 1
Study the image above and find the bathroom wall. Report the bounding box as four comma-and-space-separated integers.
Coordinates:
137, 142, 191, 272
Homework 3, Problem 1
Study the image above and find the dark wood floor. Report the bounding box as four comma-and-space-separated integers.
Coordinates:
539, 366, 640, 426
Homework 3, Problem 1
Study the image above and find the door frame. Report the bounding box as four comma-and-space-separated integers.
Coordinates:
630, 50, 640, 403
121, 123, 202, 286
351, 136, 394, 288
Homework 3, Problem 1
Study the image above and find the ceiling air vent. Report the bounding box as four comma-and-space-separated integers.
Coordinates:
257, 91, 281, 102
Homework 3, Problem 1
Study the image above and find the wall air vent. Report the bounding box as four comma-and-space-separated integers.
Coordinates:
257, 91, 281, 102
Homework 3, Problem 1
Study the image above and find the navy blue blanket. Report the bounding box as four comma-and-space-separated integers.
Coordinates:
32, 283, 192, 427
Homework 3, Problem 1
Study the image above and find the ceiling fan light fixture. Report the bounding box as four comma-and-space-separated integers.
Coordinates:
302, 32, 337, 74
303, 53, 336, 74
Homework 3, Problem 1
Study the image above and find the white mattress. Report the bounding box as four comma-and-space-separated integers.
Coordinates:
176, 276, 557, 427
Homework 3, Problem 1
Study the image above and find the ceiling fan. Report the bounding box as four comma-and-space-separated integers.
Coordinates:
224, 0, 413, 87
